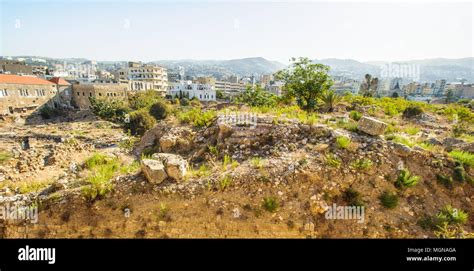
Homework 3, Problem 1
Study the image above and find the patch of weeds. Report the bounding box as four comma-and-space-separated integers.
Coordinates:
325, 152, 341, 168
379, 191, 399, 209
250, 157, 265, 169
350, 158, 373, 171
187, 164, 212, 179
436, 174, 454, 189
403, 126, 420, 136
395, 168, 420, 189
262, 196, 278, 212
208, 145, 219, 156
436, 205, 468, 225
335, 136, 351, 149
0, 150, 12, 164
219, 175, 232, 191
342, 188, 364, 207
448, 150, 474, 167
158, 203, 171, 222
349, 110, 362, 121
222, 155, 239, 170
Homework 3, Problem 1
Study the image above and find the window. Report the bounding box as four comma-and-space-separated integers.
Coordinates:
0, 89, 7, 97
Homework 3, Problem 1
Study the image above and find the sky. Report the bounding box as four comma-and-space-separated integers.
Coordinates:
0, 0, 472, 63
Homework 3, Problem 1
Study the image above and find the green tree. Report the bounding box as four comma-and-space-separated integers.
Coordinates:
360, 74, 379, 97
235, 85, 277, 107
275, 57, 332, 111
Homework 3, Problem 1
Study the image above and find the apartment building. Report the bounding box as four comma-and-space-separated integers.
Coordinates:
214, 81, 246, 96
168, 81, 216, 101
127, 62, 168, 94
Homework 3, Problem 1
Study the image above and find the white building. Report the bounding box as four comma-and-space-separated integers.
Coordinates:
168, 81, 216, 101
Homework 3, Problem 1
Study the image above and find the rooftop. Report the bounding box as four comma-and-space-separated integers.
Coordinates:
0, 74, 55, 85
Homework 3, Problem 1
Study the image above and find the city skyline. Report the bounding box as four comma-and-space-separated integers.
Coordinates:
0, 1, 472, 63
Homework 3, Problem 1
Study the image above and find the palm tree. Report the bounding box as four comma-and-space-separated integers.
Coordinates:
319, 90, 342, 112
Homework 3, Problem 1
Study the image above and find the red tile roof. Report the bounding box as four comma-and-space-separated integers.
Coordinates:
0, 74, 55, 85
49, 77, 71, 85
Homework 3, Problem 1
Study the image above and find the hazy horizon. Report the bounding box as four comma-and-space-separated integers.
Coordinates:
1, 1, 472, 63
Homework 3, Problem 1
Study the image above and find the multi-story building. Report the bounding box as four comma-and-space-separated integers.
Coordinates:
432, 79, 447, 97
0, 60, 34, 75
127, 62, 168, 94
168, 81, 216, 101
214, 81, 246, 96
0, 74, 66, 115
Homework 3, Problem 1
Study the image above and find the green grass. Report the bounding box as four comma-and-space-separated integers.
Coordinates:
177, 107, 217, 127
349, 110, 362, 121
0, 151, 11, 164
350, 158, 373, 171
250, 157, 265, 169
335, 136, 351, 149
403, 126, 420, 136
386, 134, 415, 147
219, 175, 232, 191
222, 155, 239, 170
379, 191, 399, 209
448, 150, 474, 167
187, 164, 212, 179
262, 196, 279, 212
395, 168, 420, 188
208, 145, 219, 156
325, 153, 342, 168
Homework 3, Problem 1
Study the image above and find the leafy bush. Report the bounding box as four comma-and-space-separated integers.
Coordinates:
379, 191, 399, 209
349, 110, 362, 121
402, 105, 424, 119
125, 110, 156, 136
39, 105, 62, 119
177, 108, 216, 127
149, 101, 169, 121
336, 136, 351, 149
179, 98, 190, 106
319, 90, 342, 112
89, 97, 130, 123
128, 90, 162, 110
395, 168, 420, 188
262, 196, 279, 212
235, 85, 277, 107
448, 150, 474, 167
453, 165, 466, 182
81, 153, 121, 201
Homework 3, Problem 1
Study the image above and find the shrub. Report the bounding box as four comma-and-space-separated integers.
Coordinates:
250, 157, 265, 169
128, 90, 162, 110
179, 98, 190, 106
349, 110, 362, 121
343, 188, 364, 207
89, 97, 130, 123
379, 191, 399, 209
177, 108, 216, 127
81, 153, 121, 201
319, 90, 342, 112
402, 105, 424, 119
448, 150, 474, 167
262, 196, 278, 212
336, 136, 351, 149
125, 110, 156, 136
453, 165, 466, 182
395, 168, 420, 188
222, 155, 239, 170
436, 174, 454, 188
149, 101, 169, 121
235, 85, 277, 107
39, 105, 62, 119
403, 126, 420, 136
436, 205, 468, 225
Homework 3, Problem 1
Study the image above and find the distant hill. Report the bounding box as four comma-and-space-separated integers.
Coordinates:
314, 57, 474, 82
151, 57, 286, 78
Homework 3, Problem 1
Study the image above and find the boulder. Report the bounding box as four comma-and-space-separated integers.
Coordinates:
392, 142, 412, 157
357, 116, 387, 136
141, 159, 167, 184
152, 153, 187, 181
159, 136, 177, 152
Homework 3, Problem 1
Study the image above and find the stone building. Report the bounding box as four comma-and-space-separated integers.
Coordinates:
49, 77, 73, 109
0, 74, 61, 115
71, 82, 128, 110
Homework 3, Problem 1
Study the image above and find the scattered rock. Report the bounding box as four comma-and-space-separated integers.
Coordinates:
141, 159, 168, 184
357, 116, 388, 136
152, 153, 188, 181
